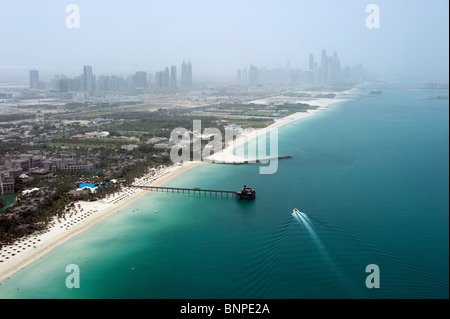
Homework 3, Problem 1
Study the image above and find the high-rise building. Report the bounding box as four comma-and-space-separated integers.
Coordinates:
330, 51, 342, 82
163, 67, 170, 88
83, 66, 93, 92
249, 64, 258, 83
147, 73, 153, 88
237, 69, 242, 82
187, 61, 192, 86
242, 68, 248, 82
181, 60, 192, 87
132, 71, 148, 89
309, 54, 314, 71
181, 61, 186, 86
155, 72, 162, 89
317, 50, 343, 84
29, 70, 39, 89
320, 50, 329, 83
170, 66, 177, 88
110, 76, 119, 91
59, 78, 69, 93
155, 67, 170, 89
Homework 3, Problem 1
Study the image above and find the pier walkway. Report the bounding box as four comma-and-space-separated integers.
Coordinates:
131, 185, 255, 200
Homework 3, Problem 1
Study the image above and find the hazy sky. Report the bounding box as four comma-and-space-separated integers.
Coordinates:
0, 0, 448, 82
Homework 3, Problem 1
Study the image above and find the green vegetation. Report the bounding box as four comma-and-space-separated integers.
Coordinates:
48, 137, 131, 149
0, 113, 36, 123
226, 119, 274, 128
0, 90, 329, 245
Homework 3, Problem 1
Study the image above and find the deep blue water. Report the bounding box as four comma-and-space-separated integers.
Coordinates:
0, 82, 448, 299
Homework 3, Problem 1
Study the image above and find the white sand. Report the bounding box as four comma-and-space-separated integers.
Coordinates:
0, 161, 204, 283
0, 94, 350, 283
206, 97, 348, 163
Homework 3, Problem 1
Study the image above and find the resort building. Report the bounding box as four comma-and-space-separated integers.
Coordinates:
84, 131, 109, 138
0, 172, 15, 194
0, 151, 101, 193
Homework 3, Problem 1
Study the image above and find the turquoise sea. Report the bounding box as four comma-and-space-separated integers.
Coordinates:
0, 82, 448, 299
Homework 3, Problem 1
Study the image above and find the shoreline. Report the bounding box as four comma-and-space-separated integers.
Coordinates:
0, 161, 204, 283
0, 93, 352, 284
206, 96, 349, 163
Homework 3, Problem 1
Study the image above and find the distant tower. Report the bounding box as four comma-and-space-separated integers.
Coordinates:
242, 67, 248, 82
181, 60, 193, 87
147, 73, 153, 88
186, 60, 192, 86
83, 65, 93, 92
320, 50, 328, 83
249, 64, 258, 83
236, 69, 242, 82
155, 71, 163, 89
59, 78, 69, 93
132, 71, 148, 89
163, 67, 170, 88
170, 66, 177, 88
29, 70, 39, 89
309, 54, 314, 71
331, 51, 341, 82
181, 60, 187, 86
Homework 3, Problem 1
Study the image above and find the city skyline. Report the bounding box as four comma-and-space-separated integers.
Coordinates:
23, 50, 371, 95
0, 1, 448, 83
5, 48, 367, 85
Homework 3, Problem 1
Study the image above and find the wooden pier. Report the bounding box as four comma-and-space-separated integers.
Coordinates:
211, 155, 292, 165
132, 185, 255, 200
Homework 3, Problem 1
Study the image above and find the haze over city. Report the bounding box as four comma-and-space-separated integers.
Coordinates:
0, 0, 448, 82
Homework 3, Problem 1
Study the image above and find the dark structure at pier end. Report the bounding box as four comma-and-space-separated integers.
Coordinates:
236, 185, 256, 200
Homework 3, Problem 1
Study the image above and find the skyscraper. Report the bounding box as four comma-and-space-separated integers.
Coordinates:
187, 61, 192, 86
318, 50, 342, 84
320, 50, 328, 83
155, 72, 163, 89
181, 61, 186, 86
163, 67, 170, 88
155, 67, 170, 89
309, 54, 314, 71
83, 66, 93, 92
170, 66, 177, 88
148, 73, 153, 88
110, 76, 120, 91
330, 51, 342, 82
29, 70, 39, 89
181, 60, 192, 87
58, 78, 69, 93
242, 68, 248, 82
132, 71, 148, 89
249, 64, 258, 83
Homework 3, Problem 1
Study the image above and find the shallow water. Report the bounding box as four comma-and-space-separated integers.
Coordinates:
0, 82, 448, 299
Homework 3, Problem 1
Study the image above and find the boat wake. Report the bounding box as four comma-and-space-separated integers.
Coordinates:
292, 209, 331, 264
292, 208, 361, 297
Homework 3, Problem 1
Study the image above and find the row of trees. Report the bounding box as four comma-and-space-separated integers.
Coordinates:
0, 150, 169, 246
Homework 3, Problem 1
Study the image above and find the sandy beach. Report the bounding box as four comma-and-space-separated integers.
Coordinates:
206, 97, 348, 163
0, 161, 204, 283
0, 95, 348, 283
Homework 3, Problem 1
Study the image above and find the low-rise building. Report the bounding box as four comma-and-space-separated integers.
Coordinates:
85, 131, 109, 138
